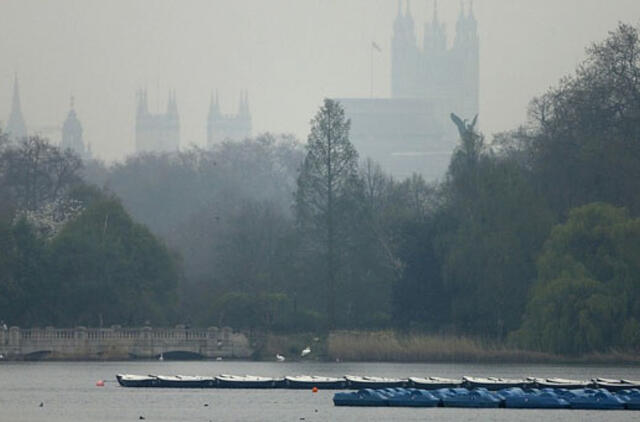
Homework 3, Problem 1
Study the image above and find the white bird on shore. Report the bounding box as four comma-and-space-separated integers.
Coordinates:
276, 354, 286, 362
300, 346, 311, 358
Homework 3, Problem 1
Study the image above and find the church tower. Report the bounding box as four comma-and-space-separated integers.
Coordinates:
391, 0, 420, 98
61, 96, 90, 160
135, 89, 180, 153
206, 90, 252, 148
6, 74, 27, 140
452, 0, 479, 120
206, 91, 221, 147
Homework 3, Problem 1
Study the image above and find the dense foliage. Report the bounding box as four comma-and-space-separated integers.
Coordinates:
0, 136, 180, 327
0, 23, 639, 355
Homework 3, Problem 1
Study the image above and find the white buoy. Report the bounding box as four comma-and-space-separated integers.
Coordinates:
276, 354, 286, 362
300, 346, 311, 357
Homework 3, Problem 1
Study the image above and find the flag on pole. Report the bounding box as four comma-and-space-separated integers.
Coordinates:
372, 41, 381, 52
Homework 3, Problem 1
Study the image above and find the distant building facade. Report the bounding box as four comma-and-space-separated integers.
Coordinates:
5, 75, 27, 140
135, 89, 180, 153
338, 0, 479, 180
206, 91, 252, 147
60, 97, 91, 160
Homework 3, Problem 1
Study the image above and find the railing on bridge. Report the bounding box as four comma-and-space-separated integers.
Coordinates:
0, 325, 252, 360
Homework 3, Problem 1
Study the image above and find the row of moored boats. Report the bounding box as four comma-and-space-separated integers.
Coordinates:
334, 386, 640, 410
116, 374, 640, 392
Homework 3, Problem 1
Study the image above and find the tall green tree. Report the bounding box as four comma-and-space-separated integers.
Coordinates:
295, 99, 359, 328
48, 192, 180, 326
512, 203, 640, 354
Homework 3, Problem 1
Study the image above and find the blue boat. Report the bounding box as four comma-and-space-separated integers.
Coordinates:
441, 388, 502, 408
430, 387, 470, 400
386, 388, 440, 407
333, 388, 390, 406
561, 389, 626, 410
502, 389, 570, 409
615, 389, 640, 410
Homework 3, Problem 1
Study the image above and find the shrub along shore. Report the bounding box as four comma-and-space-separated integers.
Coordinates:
322, 331, 640, 365
253, 331, 639, 364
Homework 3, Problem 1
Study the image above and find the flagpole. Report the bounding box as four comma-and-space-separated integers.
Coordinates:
370, 42, 374, 98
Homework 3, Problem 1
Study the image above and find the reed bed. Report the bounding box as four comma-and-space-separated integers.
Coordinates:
326, 330, 638, 364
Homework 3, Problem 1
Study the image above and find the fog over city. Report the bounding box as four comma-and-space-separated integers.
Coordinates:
1, 0, 639, 161
3, 2, 640, 414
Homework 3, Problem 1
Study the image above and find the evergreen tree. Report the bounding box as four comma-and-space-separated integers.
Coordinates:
295, 99, 359, 328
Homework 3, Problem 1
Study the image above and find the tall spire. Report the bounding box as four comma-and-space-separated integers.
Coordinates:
6, 74, 27, 139
404, 0, 414, 33
167, 90, 178, 115
454, 0, 467, 47
61, 94, 87, 159
467, 0, 477, 38
208, 89, 220, 118
394, 0, 404, 34
136, 88, 148, 116
433, 0, 439, 23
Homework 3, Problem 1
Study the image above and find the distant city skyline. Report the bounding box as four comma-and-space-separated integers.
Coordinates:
1, 0, 639, 161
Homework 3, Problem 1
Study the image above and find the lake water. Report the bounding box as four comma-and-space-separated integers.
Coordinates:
1, 360, 639, 421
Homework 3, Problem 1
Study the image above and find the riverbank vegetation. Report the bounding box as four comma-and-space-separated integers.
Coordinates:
1, 23, 639, 360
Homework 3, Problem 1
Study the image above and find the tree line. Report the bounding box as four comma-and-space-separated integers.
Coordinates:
1, 23, 639, 355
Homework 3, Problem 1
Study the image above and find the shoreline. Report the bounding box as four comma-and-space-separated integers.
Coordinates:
1, 329, 637, 365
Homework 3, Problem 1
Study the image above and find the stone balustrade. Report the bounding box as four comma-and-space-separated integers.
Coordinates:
0, 325, 253, 360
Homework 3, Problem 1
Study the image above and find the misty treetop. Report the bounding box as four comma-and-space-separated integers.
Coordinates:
0, 135, 180, 327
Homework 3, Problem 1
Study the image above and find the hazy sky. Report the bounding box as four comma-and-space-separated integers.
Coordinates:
1, 0, 639, 161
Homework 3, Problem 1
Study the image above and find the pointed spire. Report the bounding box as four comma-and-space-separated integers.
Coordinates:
433, 0, 439, 22
61, 93, 85, 158
393, 0, 404, 34
12, 74, 21, 111
136, 88, 148, 116
167, 89, 178, 115
454, 0, 467, 46
405, 0, 411, 16
7, 74, 27, 139
208, 89, 220, 118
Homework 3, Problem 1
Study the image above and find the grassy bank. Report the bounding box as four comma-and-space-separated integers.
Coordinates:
324, 331, 640, 364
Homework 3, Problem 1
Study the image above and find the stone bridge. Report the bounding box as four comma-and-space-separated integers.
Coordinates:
0, 325, 253, 360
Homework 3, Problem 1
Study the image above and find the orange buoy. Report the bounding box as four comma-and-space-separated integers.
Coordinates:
96, 380, 105, 387
312, 386, 318, 393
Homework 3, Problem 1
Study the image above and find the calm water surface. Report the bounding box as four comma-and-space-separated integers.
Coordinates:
1, 360, 639, 421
